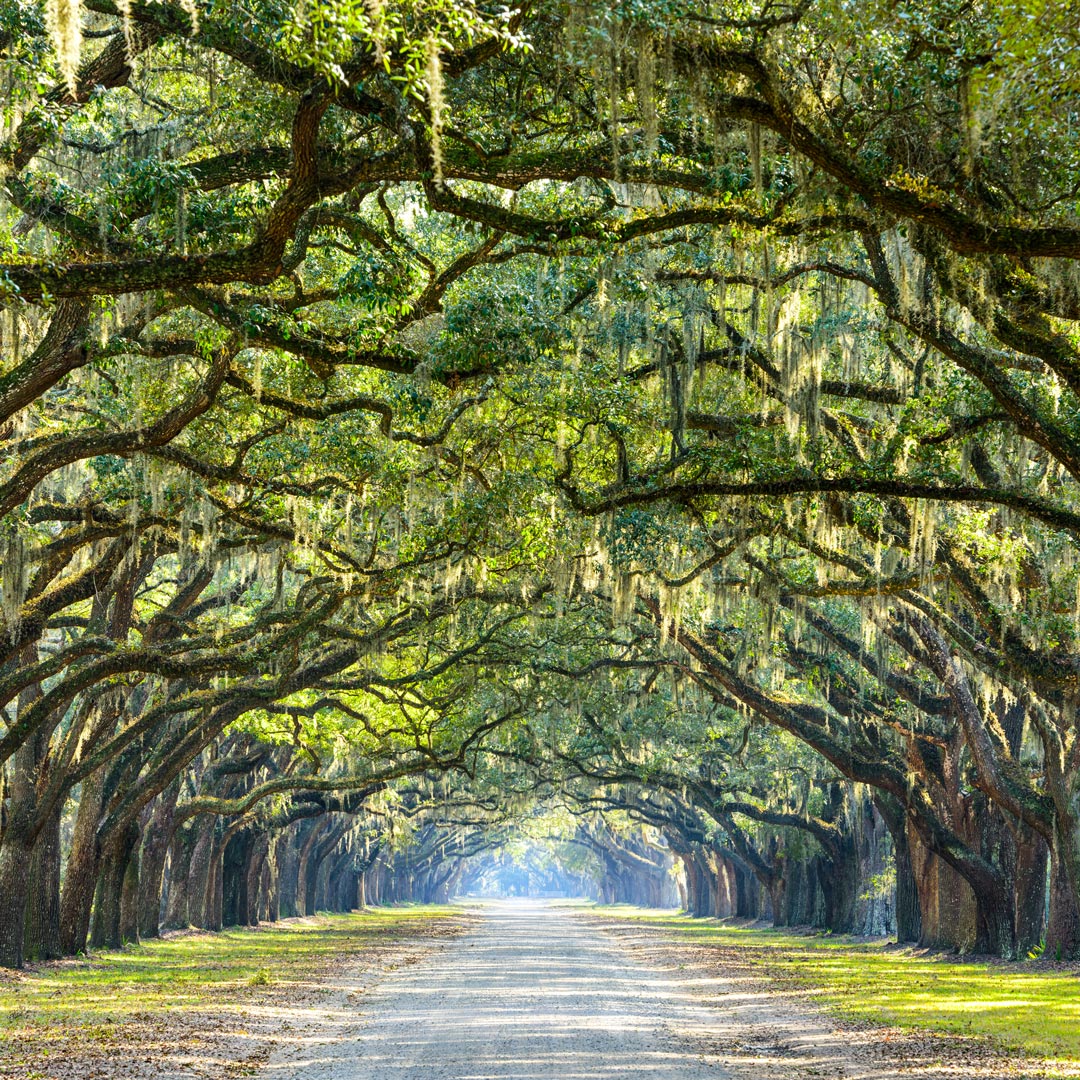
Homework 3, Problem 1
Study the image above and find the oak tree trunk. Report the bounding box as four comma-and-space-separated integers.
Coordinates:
90, 821, 140, 950
59, 770, 106, 955
0, 828, 34, 969
137, 781, 181, 939
23, 806, 62, 962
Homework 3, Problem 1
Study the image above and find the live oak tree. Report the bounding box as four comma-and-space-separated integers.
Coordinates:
2, 0, 1080, 966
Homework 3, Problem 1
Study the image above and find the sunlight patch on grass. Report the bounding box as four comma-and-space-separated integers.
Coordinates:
0, 907, 456, 1033
596, 908, 1080, 1064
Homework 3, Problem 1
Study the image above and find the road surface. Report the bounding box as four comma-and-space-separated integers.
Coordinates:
265, 899, 728, 1079
261, 899, 1035, 1080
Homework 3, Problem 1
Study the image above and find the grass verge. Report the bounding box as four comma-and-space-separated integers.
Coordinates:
0, 906, 461, 1080
593, 907, 1080, 1065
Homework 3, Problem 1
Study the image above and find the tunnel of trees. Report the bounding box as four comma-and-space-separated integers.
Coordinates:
2, 0, 1080, 969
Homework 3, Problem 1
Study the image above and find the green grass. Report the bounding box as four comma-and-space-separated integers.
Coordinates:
0, 907, 459, 1077
0, 907, 455, 1026
596, 907, 1080, 1064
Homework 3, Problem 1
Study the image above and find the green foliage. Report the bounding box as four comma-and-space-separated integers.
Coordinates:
4, 0, 1080, 973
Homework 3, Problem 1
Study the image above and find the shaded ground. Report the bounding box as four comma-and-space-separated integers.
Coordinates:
5, 902, 1078, 1079
266, 900, 1080, 1080
265, 898, 729, 1079
585, 908, 1080, 1080
0, 910, 465, 1080
587, 907, 1080, 1061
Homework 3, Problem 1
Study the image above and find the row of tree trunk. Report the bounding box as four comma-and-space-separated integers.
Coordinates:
5, 772, 1073, 970
655, 783, 1062, 958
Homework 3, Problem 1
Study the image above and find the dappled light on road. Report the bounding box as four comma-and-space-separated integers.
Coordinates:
267, 900, 728, 1078
262, 901, 1048, 1080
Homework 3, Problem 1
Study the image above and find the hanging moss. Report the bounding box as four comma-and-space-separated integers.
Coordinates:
46, 0, 82, 96
425, 33, 445, 184
635, 29, 657, 161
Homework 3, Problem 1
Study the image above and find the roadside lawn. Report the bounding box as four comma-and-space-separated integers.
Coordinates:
0, 907, 462, 1080
594, 907, 1080, 1064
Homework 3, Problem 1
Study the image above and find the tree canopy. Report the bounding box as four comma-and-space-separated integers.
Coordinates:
2, 0, 1080, 968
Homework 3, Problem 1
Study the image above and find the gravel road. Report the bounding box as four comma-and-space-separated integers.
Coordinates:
262, 900, 1061, 1080
264, 899, 730, 1079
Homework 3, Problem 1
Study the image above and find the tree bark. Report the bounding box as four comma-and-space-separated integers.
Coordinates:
185, 820, 216, 928
90, 820, 140, 950
1013, 824, 1049, 958
205, 835, 224, 932
0, 709, 52, 968
161, 822, 196, 930
908, 823, 977, 951
222, 828, 255, 928
1047, 834, 1080, 960
59, 769, 106, 955
245, 833, 270, 925
119, 823, 142, 946
137, 780, 181, 939
819, 851, 862, 933
0, 827, 34, 968
296, 818, 329, 917
893, 826, 922, 943
23, 805, 62, 961
277, 826, 302, 918
265, 833, 284, 922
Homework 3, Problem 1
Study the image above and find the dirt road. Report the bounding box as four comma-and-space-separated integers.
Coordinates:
264, 899, 729, 1079
262, 900, 1043, 1080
